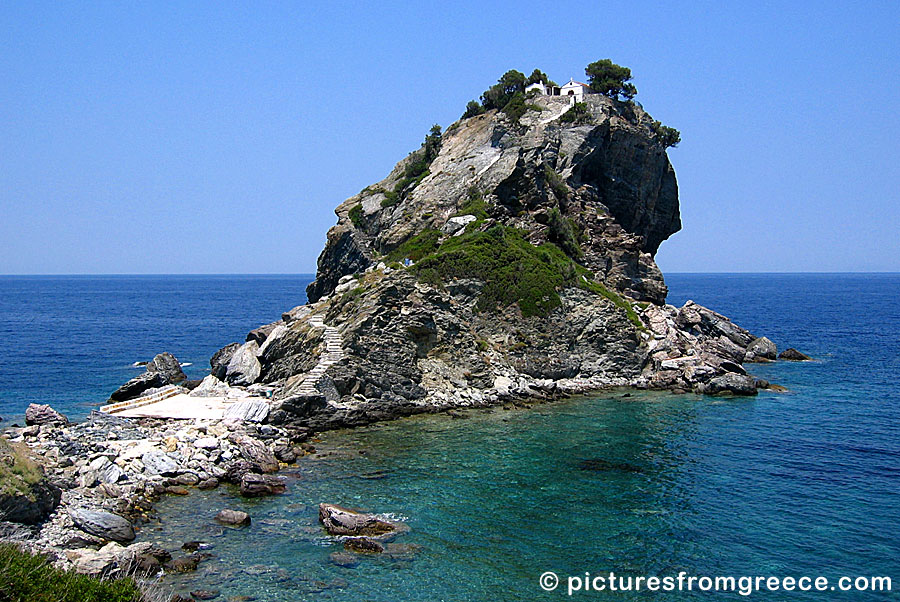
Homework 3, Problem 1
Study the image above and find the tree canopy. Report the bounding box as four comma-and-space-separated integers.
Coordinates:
585, 59, 637, 100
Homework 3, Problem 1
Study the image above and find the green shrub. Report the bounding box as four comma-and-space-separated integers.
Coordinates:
543, 166, 569, 200
546, 207, 582, 259
0, 544, 145, 602
455, 187, 489, 220
348, 203, 364, 228
462, 100, 485, 119
560, 102, 590, 124
385, 229, 443, 263
650, 120, 681, 147
381, 190, 400, 208
413, 225, 575, 317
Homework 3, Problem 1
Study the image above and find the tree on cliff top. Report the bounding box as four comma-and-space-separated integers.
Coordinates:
585, 59, 637, 100
480, 70, 526, 111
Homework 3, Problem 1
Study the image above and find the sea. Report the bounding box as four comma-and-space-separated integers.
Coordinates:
1, 273, 898, 600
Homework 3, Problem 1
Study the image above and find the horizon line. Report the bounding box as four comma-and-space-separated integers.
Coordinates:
2, 271, 900, 277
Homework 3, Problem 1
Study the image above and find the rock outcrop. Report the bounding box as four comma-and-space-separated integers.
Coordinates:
109, 90, 797, 430
109, 352, 186, 401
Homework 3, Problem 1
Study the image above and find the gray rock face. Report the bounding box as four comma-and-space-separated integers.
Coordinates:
110, 352, 186, 401
210, 343, 241, 380
307, 95, 678, 305
89, 456, 126, 485
225, 341, 261, 386
746, 336, 777, 362
25, 403, 68, 426
68, 508, 136, 542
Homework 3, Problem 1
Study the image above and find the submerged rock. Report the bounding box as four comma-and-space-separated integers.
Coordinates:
239, 474, 286, 497
318, 503, 397, 538
215, 509, 251, 526
344, 537, 384, 554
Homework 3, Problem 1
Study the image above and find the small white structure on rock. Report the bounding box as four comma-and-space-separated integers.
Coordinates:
526, 78, 592, 103
525, 81, 561, 96
559, 78, 591, 102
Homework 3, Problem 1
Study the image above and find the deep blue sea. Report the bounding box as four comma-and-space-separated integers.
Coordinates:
1, 274, 898, 600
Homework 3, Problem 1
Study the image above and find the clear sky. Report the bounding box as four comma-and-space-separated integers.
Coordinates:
2, 1, 898, 274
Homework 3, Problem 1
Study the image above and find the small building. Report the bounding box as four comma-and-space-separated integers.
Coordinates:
525, 81, 561, 96
559, 78, 591, 102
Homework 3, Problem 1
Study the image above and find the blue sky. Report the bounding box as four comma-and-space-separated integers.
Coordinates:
1, 1, 898, 274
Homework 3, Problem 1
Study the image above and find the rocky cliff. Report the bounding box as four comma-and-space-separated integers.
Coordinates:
120, 93, 789, 428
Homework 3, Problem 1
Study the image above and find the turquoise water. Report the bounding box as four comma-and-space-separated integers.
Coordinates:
2, 274, 899, 599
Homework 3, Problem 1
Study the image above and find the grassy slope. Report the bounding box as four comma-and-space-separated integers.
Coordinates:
0, 545, 144, 602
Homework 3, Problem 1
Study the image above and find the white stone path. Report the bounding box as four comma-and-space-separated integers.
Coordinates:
293, 315, 345, 396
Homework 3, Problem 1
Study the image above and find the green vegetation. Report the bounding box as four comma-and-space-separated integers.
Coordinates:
386, 125, 442, 207
0, 438, 43, 498
546, 207, 582, 260
559, 102, 591, 124
650, 120, 681, 147
455, 186, 489, 220
348, 203, 364, 228
0, 544, 144, 602
413, 225, 574, 317
384, 222, 646, 328
543, 166, 569, 200
462, 100, 485, 119
585, 59, 637, 100
480, 70, 526, 112
579, 277, 644, 330
385, 229, 442, 263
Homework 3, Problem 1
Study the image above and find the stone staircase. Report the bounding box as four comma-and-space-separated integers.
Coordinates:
293, 315, 345, 396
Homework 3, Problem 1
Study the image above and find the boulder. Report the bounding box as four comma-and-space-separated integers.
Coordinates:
700, 373, 758, 396
225, 341, 262, 386
779, 348, 812, 361
215, 509, 251, 526
239, 474, 286, 497
745, 336, 777, 362
89, 456, 126, 486
24, 403, 68, 426
110, 352, 186, 401
318, 503, 397, 537
210, 343, 241, 380
247, 321, 282, 345
231, 435, 279, 473
141, 450, 181, 477
72, 544, 121, 576
68, 508, 136, 543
